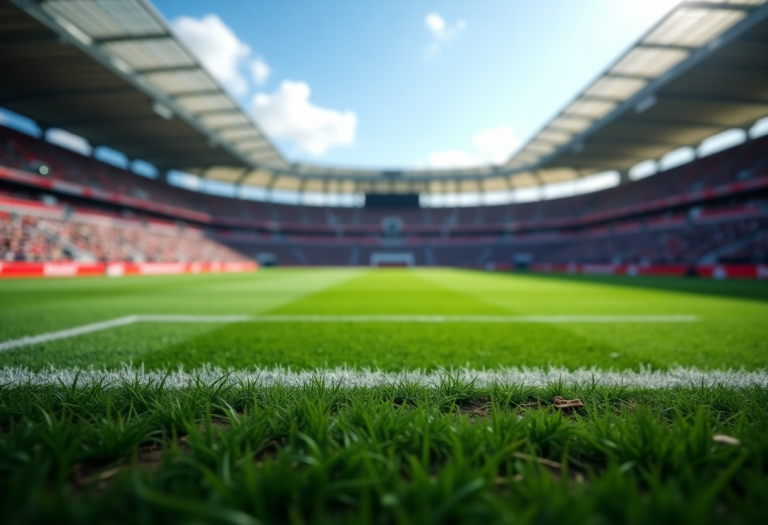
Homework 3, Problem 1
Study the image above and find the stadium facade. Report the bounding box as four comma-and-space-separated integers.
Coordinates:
1, 0, 768, 276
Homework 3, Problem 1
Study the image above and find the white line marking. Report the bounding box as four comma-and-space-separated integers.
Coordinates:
247, 315, 699, 323
1, 365, 764, 389
0, 314, 699, 352
0, 316, 139, 352
137, 315, 254, 323
0, 315, 247, 352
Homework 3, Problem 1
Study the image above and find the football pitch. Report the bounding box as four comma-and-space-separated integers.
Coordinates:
1, 269, 768, 524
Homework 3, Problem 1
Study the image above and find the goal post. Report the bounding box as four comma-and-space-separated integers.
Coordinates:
370, 252, 415, 267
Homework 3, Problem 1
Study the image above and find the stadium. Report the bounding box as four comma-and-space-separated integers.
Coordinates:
1, 0, 767, 523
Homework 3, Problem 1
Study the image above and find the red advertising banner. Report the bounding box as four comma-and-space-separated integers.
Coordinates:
0, 261, 258, 279
529, 263, 768, 279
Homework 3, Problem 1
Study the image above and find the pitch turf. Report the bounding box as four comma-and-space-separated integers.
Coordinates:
1, 268, 768, 371
1, 268, 768, 524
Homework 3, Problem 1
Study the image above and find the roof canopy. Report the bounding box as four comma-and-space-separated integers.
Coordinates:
505, 0, 768, 178
2, 0, 767, 195
0, 0, 285, 171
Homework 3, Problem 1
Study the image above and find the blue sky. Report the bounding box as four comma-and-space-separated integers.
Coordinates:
152, 0, 685, 169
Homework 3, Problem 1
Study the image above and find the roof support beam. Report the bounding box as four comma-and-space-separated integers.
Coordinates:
692, 63, 768, 75
213, 123, 253, 132
265, 172, 279, 190
93, 34, 169, 44
235, 168, 251, 185
533, 170, 545, 189
622, 116, 729, 129
298, 177, 309, 193
136, 65, 199, 74
679, 1, 758, 12
171, 90, 224, 99
193, 108, 241, 117
236, 144, 273, 154
578, 95, 624, 103
657, 94, 768, 107
637, 43, 696, 51
586, 137, 688, 148
601, 73, 648, 81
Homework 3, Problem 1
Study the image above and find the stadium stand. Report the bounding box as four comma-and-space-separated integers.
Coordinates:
0, 125, 202, 211
1, 123, 767, 268
0, 200, 249, 263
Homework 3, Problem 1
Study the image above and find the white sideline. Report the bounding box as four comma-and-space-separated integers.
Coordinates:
0, 314, 699, 352
0, 315, 139, 352
0, 315, 248, 352
246, 315, 699, 323
1, 364, 765, 389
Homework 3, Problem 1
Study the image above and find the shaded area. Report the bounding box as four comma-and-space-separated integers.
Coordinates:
514, 272, 768, 303
268, 270, 508, 315
0, 269, 360, 341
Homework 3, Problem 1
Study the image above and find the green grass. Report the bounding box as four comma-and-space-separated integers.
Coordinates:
1, 269, 768, 371
1, 268, 768, 523
2, 378, 767, 524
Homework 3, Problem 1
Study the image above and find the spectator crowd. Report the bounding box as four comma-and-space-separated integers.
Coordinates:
1, 210, 249, 263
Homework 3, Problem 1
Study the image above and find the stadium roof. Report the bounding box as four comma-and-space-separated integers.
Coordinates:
0, 0, 287, 170
2, 0, 768, 196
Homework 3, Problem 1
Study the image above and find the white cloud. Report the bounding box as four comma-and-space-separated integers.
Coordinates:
425, 12, 467, 59
251, 81, 357, 156
250, 57, 271, 85
425, 13, 446, 36
473, 125, 520, 164
172, 14, 272, 96
428, 150, 485, 169
45, 129, 92, 156
427, 126, 519, 169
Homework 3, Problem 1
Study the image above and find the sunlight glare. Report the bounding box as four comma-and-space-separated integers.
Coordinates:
626, 0, 684, 22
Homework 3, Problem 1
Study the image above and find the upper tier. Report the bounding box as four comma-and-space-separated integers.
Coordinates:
1, 124, 767, 235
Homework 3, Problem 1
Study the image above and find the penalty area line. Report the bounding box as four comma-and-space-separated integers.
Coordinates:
0, 315, 249, 352
0, 314, 699, 352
